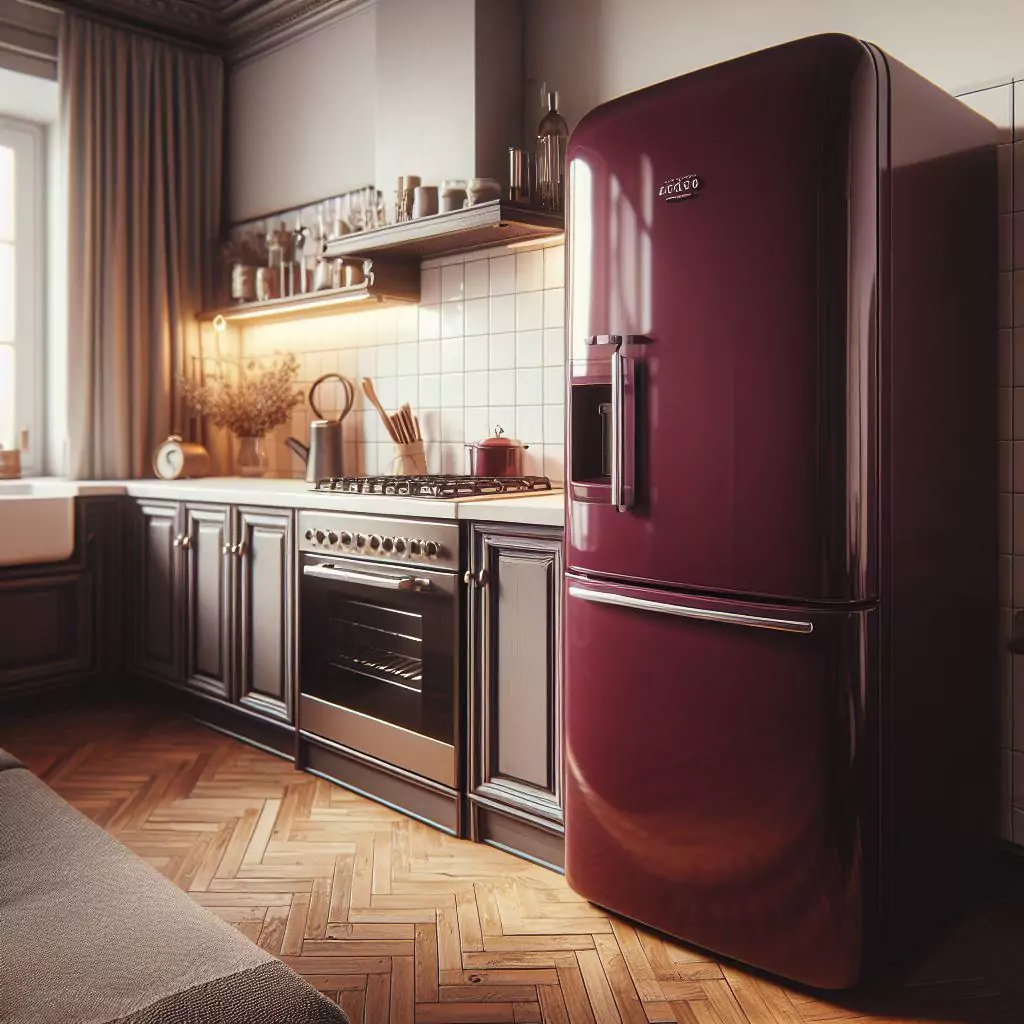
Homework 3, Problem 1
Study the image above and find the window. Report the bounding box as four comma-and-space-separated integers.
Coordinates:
0, 117, 44, 470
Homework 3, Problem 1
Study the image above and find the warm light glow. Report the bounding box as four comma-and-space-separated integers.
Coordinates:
506, 233, 566, 251
212, 290, 385, 325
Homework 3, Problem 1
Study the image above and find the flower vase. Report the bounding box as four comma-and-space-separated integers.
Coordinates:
236, 435, 268, 477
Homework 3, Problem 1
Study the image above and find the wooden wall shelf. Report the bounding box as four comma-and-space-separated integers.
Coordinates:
322, 201, 565, 262
197, 260, 420, 326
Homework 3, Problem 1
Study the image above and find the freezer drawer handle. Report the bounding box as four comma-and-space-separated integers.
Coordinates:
303, 563, 432, 591
568, 585, 814, 634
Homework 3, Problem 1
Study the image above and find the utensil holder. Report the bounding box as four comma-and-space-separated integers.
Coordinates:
392, 440, 427, 476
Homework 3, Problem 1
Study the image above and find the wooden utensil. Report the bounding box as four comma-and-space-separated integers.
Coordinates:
399, 404, 418, 444
390, 411, 410, 444
361, 377, 399, 442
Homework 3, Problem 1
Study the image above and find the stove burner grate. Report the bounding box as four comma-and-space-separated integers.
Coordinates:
314, 475, 552, 499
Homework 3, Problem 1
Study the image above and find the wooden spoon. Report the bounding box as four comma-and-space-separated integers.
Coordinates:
361, 377, 400, 442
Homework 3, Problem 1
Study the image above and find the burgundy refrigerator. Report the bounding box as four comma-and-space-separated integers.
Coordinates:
563, 34, 997, 989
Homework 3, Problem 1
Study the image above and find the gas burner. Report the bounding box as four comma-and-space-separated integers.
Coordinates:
314, 475, 553, 499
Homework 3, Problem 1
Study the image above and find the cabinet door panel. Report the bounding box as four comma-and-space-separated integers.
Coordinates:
0, 574, 93, 693
237, 507, 293, 721
134, 500, 181, 683
183, 504, 232, 700
469, 524, 563, 826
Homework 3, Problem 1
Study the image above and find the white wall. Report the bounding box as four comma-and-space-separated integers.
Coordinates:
524, 0, 1024, 133
228, 4, 377, 222
374, 0, 477, 202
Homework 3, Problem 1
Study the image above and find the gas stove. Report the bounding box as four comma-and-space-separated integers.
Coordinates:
313, 475, 552, 499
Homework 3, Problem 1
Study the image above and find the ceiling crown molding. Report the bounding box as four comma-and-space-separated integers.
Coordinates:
49, 0, 372, 58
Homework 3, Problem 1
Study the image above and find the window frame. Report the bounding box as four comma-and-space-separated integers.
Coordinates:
0, 115, 45, 473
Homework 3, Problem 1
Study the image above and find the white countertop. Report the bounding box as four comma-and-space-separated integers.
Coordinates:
22, 477, 566, 527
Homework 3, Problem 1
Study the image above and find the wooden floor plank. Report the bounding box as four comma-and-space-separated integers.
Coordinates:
4, 703, 1022, 1024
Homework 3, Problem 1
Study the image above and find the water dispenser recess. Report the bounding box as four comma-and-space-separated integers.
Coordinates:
570, 383, 612, 485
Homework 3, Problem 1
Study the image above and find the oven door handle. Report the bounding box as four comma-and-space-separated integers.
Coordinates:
303, 563, 432, 591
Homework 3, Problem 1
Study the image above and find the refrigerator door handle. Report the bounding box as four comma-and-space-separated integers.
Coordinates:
611, 347, 634, 512
568, 585, 814, 634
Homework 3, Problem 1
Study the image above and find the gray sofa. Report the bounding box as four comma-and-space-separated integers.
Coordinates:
0, 749, 347, 1024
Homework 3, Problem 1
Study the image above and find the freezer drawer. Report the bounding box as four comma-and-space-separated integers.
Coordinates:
564, 575, 876, 989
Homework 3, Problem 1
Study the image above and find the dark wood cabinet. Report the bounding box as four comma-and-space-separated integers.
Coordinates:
183, 504, 233, 700
133, 500, 183, 684
0, 496, 121, 700
236, 506, 293, 722
466, 523, 564, 868
128, 498, 295, 729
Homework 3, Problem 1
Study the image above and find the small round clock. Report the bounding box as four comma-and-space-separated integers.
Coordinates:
153, 435, 212, 480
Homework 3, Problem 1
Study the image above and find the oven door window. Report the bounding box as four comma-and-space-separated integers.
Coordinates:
300, 555, 456, 745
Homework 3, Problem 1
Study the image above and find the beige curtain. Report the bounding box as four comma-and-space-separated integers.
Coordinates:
62, 14, 224, 479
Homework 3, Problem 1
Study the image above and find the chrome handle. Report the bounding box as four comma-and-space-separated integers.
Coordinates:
235, 540, 247, 558
174, 534, 191, 550
303, 563, 431, 591
610, 348, 626, 511
585, 334, 623, 347
172, 535, 182, 548
568, 585, 814, 634
464, 568, 489, 587
222, 543, 233, 555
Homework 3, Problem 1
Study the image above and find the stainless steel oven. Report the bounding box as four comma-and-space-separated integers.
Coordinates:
297, 511, 460, 789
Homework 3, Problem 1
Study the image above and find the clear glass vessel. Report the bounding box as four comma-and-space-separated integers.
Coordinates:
536, 90, 568, 213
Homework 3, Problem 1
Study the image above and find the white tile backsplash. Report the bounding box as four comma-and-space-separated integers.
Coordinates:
490, 294, 516, 334
517, 330, 543, 367
489, 332, 516, 369
489, 255, 516, 295
516, 249, 545, 292
421, 268, 441, 305
465, 259, 489, 299
489, 368, 516, 405
465, 297, 489, 335
516, 291, 543, 331
240, 245, 567, 483
440, 263, 464, 302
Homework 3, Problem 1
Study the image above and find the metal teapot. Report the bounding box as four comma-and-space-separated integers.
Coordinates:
285, 373, 355, 483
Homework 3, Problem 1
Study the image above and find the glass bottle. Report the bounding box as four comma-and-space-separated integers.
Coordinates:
536, 90, 568, 213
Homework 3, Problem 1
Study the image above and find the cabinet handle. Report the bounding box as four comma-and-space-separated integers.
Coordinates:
222, 543, 233, 555
235, 540, 247, 558
173, 533, 191, 549
463, 568, 489, 587
172, 535, 182, 548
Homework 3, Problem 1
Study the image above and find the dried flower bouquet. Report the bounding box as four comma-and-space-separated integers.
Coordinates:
181, 355, 304, 438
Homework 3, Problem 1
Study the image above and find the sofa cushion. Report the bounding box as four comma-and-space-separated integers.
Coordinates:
0, 762, 348, 1024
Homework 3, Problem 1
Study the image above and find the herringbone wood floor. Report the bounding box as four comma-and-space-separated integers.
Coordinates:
3, 702, 1023, 1024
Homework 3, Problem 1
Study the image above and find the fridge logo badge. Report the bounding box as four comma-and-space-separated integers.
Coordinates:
659, 174, 702, 202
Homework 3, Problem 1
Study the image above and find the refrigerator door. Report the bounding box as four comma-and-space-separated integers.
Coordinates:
564, 574, 875, 989
566, 34, 881, 602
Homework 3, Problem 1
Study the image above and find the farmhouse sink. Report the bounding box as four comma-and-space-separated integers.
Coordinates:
0, 481, 76, 566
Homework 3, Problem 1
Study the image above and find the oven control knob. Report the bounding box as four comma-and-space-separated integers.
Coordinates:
327, 531, 339, 546
381, 537, 394, 553
368, 534, 382, 551
354, 533, 366, 549
424, 540, 440, 559
339, 531, 353, 547
304, 529, 313, 541
315, 530, 326, 545
394, 538, 407, 555
409, 539, 421, 556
